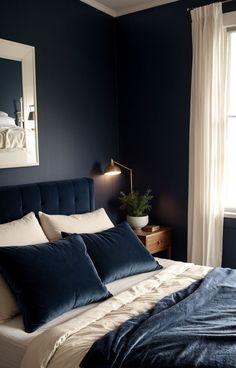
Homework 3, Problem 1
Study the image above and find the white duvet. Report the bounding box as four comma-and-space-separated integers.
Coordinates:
0, 127, 25, 150
21, 260, 211, 368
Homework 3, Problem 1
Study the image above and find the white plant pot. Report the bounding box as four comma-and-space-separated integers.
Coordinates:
126, 215, 149, 230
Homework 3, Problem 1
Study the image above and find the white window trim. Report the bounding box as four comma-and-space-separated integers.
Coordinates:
223, 12, 236, 217
224, 212, 236, 219
224, 11, 236, 28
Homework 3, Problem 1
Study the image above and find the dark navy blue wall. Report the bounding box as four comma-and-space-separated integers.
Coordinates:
0, 59, 22, 119
223, 218, 236, 268
0, 0, 120, 222
117, 0, 236, 263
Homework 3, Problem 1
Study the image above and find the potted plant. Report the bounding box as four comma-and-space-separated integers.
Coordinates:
119, 190, 153, 229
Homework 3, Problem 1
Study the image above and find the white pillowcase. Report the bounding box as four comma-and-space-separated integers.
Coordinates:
0, 111, 8, 117
0, 212, 49, 323
39, 208, 114, 241
0, 211, 48, 246
0, 116, 15, 127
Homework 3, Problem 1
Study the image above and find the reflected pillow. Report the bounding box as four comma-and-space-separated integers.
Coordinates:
0, 111, 8, 117
39, 208, 114, 241
0, 212, 49, 323
0, 116, 16, 127
64, 222, 162, 284
0, 234, 111, 333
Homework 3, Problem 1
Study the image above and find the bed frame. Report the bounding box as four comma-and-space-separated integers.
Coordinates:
0, 177, 95, 224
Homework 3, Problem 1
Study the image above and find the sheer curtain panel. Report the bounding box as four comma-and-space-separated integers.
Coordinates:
188, 3, 228, 267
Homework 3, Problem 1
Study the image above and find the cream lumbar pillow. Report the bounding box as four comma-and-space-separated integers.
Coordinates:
0, 212, 49, 323
38, 208, 114, 241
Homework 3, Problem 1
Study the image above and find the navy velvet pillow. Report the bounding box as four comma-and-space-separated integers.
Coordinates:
63, 222, 162, 284
0, 235, 111, 333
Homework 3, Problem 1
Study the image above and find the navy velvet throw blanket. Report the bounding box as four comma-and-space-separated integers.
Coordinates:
81, 268, 236, 368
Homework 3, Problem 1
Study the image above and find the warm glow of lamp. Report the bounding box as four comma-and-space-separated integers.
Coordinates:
104, 158, 133, 193
104, 159, 121, 176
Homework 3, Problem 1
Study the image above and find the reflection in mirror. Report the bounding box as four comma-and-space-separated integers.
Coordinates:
0, 58, 23, 126
0, 39, 39, 169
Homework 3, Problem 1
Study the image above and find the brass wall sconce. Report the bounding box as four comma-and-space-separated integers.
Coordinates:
104, 158, 133, 193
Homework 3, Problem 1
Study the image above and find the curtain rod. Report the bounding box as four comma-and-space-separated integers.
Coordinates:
187, 0, 234, 12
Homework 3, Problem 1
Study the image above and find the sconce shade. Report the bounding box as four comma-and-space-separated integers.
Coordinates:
104, 159, 121, 176
104, 158, 133, 193
28, 111, 35, 120
28, 105, 35, 120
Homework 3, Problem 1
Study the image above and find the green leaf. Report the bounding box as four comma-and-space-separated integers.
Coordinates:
118, 189, 153, 216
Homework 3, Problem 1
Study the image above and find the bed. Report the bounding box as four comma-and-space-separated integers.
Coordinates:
0, 178, 235, 368
0, 126, 25, 150
0, 125, 28, 167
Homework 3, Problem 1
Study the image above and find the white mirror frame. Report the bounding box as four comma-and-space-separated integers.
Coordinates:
0, 38, 39, 168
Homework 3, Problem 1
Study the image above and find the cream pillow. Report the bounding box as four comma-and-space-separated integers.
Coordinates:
39, 208, 114, 241
0, 211, 49, 246
0, 212, 49, 323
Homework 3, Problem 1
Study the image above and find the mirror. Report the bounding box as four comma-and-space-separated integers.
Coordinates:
0, 39, 39, 169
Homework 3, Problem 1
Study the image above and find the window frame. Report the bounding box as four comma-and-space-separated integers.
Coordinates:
224, 12, 236, 218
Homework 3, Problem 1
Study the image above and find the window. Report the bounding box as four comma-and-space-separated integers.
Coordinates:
224, 30, 236, 215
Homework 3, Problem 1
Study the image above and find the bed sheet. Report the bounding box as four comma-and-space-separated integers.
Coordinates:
0, 258, 172, 368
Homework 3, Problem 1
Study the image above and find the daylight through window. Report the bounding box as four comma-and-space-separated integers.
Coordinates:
224, 30, 236, 214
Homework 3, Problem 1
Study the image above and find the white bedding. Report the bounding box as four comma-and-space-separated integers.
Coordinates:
0, 258, 173, 368
0, 127, 25, 150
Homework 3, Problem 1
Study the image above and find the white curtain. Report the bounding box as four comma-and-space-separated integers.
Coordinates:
188, 3, 228, 267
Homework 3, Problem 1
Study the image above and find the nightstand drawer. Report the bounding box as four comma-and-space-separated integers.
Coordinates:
135, 227, 172, 257
146, 232, 171, 253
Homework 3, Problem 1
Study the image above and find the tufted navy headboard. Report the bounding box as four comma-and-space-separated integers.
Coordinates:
0, 178, 95, 224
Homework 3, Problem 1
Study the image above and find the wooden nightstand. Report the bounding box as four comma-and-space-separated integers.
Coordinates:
135, 227, 172, 258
